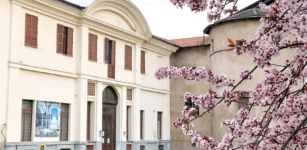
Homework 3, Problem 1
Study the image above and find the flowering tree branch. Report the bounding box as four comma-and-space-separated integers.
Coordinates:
157, 0, 307, 149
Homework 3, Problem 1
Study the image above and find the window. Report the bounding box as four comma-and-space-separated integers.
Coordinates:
127, 145, 132, 150
86, 102, 91, 141
105, 38, 116, 79
57, 24, 73, 56
127, 89, 132, 101
125, 45, 132, 70
88, 83, 95, 96
60, 103, 69, 141
184, 98, 199, 116
86, 145, 94, 150
25, 14, 38, 47
21, 100, 33, 141
141, 50, 145, 74
238, 97, 249, 110
158, 145, 164, 150
126, 106, 129, 141
140, 110, 144, 140
140, 146, 145, 150
210, 39, 214, 53
157, 112, 162, 139
272, 35, 281, 46
89, 33, 98, 61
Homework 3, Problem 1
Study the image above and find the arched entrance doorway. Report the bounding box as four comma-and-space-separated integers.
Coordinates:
102, 86, 118, 150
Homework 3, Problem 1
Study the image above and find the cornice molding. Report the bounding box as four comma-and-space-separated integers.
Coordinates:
143, 38, 179, 55
9, 62, 170, 94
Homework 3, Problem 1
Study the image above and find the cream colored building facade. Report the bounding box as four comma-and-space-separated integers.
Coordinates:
0, 0, 179, 150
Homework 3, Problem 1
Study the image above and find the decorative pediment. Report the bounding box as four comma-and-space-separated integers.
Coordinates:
84, 0, 152, 39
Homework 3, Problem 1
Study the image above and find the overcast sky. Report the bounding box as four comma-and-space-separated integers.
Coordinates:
66, 0, 258, 39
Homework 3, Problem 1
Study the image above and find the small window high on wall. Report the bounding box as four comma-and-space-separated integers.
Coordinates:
57, 24, 73, 56
127, 89, 132, 101
88, 83, 95, 96
21, 100, 33, 141
105, 38, 116, 79
25, 14, 38, 47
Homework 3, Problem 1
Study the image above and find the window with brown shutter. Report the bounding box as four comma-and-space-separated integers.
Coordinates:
141, 51, 145, 74
88, 83, 95, 96
127, 89, 132, 101
60, 103, 69, 141
104, 38, 110, 64
25, 14, 38, 47
125, 45, 132, 70
108, 40, 116, 79
21, 100, 33, 141
56, 24, 73, 56
89, 33, 98, 61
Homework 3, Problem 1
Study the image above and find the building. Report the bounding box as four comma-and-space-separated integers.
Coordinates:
0, 0, 179, 150
168, 0, 297, 149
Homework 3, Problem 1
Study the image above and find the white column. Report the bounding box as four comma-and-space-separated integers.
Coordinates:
6, 67, 21, 142
133, 88, 141, 141
74, 78, 88, 141
120, 86, 127, 141
134, 44, 142, 84
95, 82, 103, 141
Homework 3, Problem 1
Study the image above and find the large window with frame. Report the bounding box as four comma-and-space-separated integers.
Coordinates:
60, 103, 69, 141
125, 45, 132, 70
157, 112, 162, 139
21, 100, 33, 141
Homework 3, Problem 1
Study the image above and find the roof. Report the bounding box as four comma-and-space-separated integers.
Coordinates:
203, 8, 267, 34
203, 0, 275, 34
153, 35, 210, 48
152, 35, 180, 47
236, 0, 275, 13
55, 0, 86, 10
168, 36, 209, 47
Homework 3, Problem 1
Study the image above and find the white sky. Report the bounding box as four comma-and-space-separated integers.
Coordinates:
66, 0, 258, 39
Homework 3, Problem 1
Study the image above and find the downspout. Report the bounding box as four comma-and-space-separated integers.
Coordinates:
1, 123, 7, 150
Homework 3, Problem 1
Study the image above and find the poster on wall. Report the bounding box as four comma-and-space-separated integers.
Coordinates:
35, 101, 60, 137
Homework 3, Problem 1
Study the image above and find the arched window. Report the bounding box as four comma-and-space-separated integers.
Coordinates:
103, 86, 118, 104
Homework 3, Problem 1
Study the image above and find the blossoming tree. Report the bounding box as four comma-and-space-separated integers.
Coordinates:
155, 0, 307, 149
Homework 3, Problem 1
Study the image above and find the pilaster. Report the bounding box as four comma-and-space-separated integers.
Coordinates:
76, 25, 89, 74
133, 88, 141, 141
120, 86, 127, 141
6, 67, 21, 142
9, 3, 22, 63
74, 77, 88, 142
95, 82, 103, 142
134, 44, 141, 84
164, 94, 171, 140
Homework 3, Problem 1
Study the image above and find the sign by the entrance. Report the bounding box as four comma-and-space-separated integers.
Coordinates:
99, 130, 104, 137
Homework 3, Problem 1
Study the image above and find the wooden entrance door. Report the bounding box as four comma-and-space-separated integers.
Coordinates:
102, 105, 116, 150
